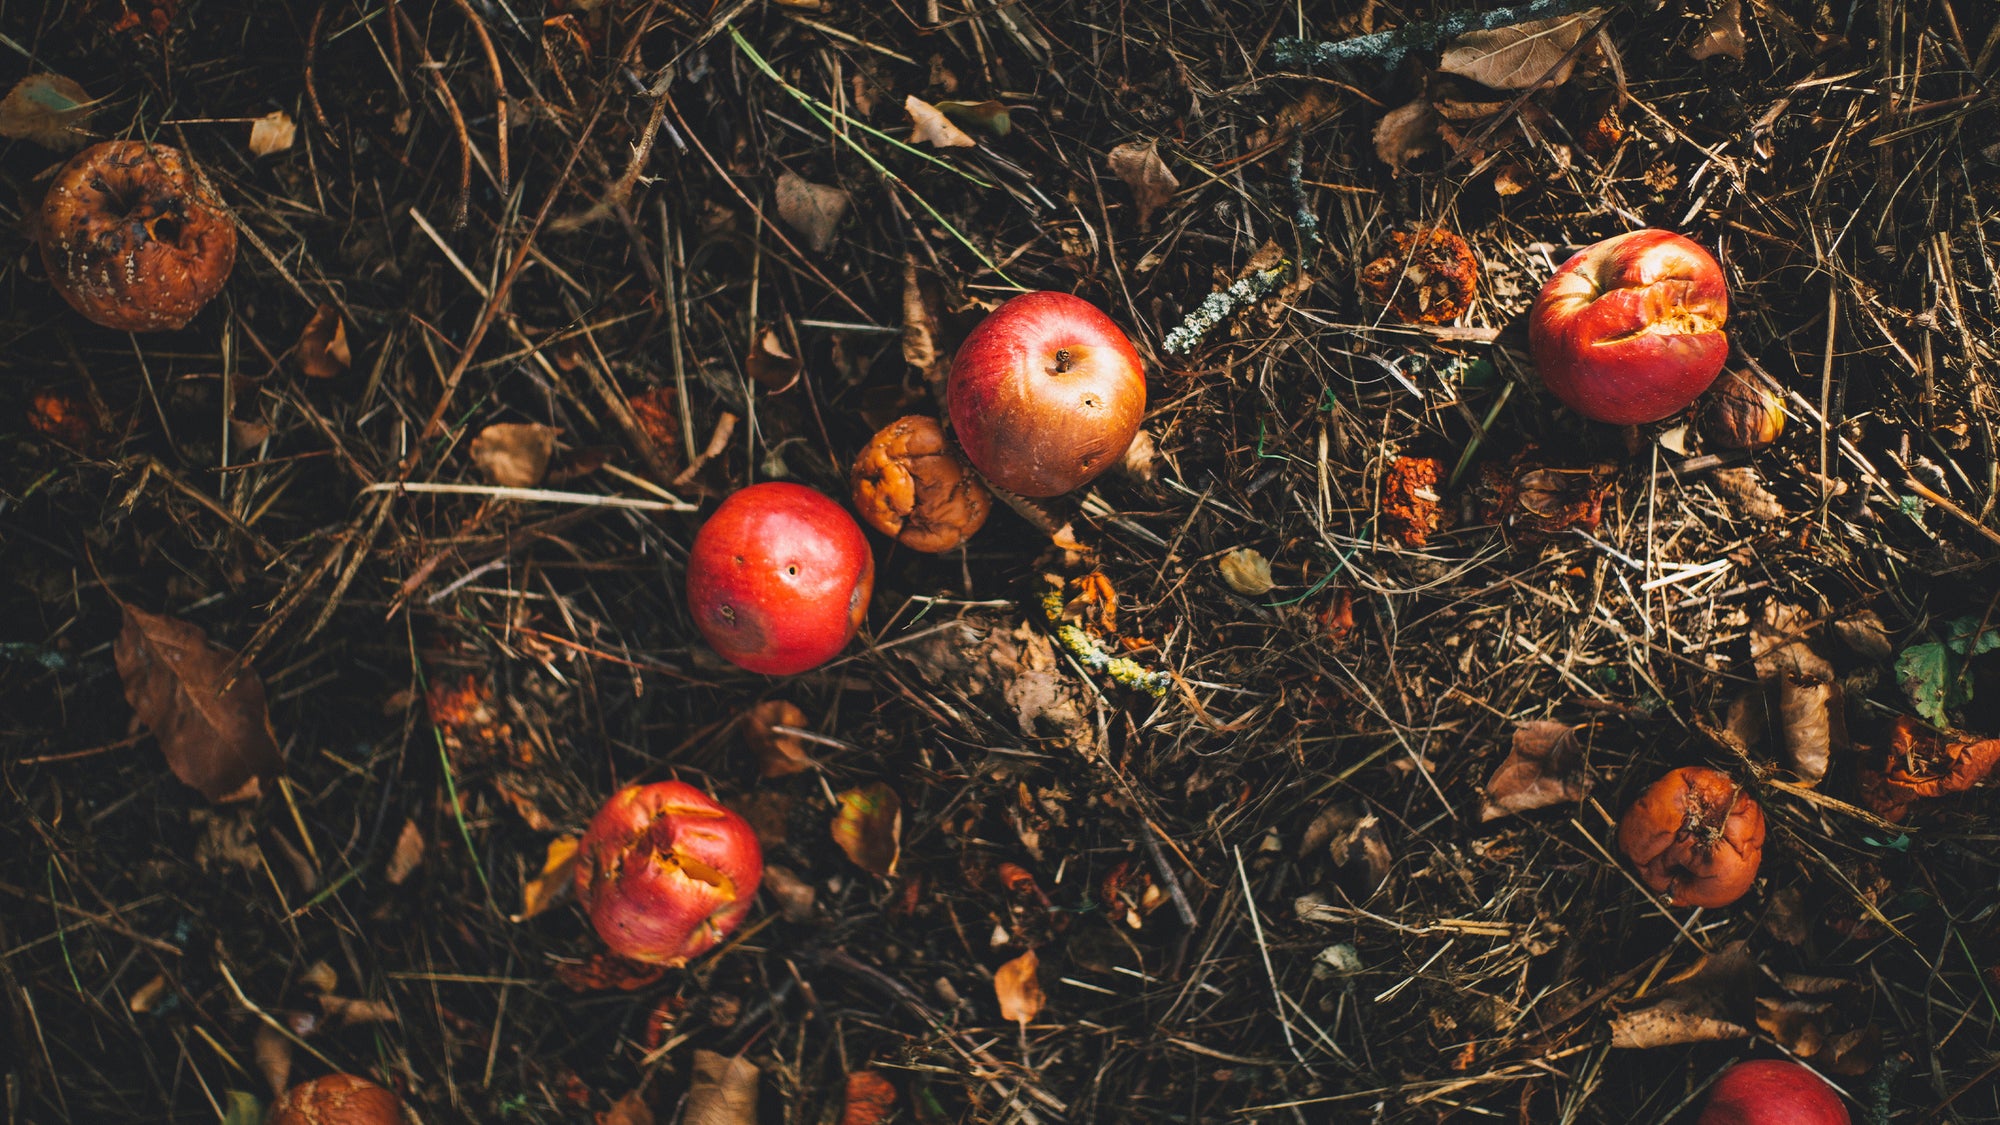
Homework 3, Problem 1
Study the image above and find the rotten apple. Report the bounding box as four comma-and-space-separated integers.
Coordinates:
1696, 1060, 1851, 1125
1617, 765, 1765, 908
850, 415, 992, 552
1529, 229, 1728, 425
686, 482, 874, 676
574, 780, 765, 966
946, 291, 1146, 497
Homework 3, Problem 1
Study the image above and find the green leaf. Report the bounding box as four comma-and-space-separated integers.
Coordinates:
1895, 641, 1967, 727
221, 1091, 262, 1125
1945, 616, 2000, 656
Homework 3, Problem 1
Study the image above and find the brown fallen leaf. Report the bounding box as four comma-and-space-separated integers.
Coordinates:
384, 818, 424, 885
1473, 450, 1618, 540
684, 1050, 759, 1125
1373, 99, 1439, 173
905, 95, 976, 149
1439, 8, 1606, 90
901, 257, 949, 395
1105, 140, 1178, 229
935, 99, 1011, 136
1689, 0, 1748, 61
744, 326, 802, 390
1300, 802, 1394, 901
254, 1022, 291, 1097
742, 700, 814, 778
1750, 601, 1845, 784
1608, 941, 1755, 1048
1710, 466, 1785, 521
1247, 86, 1344, 153
317, 994, 396, 1025
832, 784, 902, 878
129, 972, 171, 1013
1480, 721, 1590, 821
510, 833, 580, 922
0, 74, 93, 150
1832, 610, 1893, 661
599, 1088, 655, 1125
296, 305, 351, 378
761, 865, 817, 922
993, 949, 1044, 1026
470, 422, 558, 488
247, 110, 296, 156
838, 1070, 897, 1125
1218, 548, 1274, 596
115, 605, 281, 802
774, 172, 850, 253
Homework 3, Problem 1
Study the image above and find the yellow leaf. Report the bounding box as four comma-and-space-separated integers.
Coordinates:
831, 784, 901, 878
993, 949, 1044, 1025
511, 834, 580, 922
248, 110, 296, 156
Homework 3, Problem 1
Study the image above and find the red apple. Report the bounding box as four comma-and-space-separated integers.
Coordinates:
1697, 1060, 1850, 1125
946, 291, 1146, 497
1529, 229, 1728, 425
686, 482, 873, 675
574, 781, 765, 966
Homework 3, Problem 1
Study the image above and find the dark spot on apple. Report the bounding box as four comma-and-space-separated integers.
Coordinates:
785, 565, 798, 577
717, 605, 736, 624
733, 555, 745, 566
1081, 393, 1101, 410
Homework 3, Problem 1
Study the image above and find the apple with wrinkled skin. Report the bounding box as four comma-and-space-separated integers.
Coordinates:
1530, 229, 1728, 425
269, 1073, 410, 1125
574, 781, 765, 966
1697, 1060, 1850, 1125
946, 291, 1146, 497
687, 482, 874, 676
1617, 765, 1765, 908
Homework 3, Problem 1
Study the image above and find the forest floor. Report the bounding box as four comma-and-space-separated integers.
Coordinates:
4, 0, 2000, 1121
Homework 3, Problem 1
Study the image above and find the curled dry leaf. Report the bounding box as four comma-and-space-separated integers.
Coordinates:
774, 172, 850, 254
1607, 940, 1755, 1048
1381, 455, 1444, 548
254, 1022, 291, 1097
905, 95, 976, 148
1301, 802, 1393, 901
901, 257, 947, 392
1833, 611, 1894, 661
993, 948, 1044, 1025
742, 700, 814, 778
1219, 548, 1274, 596
247, 110, 297, 156
1105, 140, 1178, 229
832, 783, 902, 878
1689, 0, 1748, 61
745, 326, 801, 390
1357, 228, 1479, 325
1710, 466, 1784, 521
296, 304, 350, 378
0, 74, 93, 150
470, 422, 559, 488
1473, 449, 1617, 540
317, 994, 396, 1025
761, 864, 817, 922
510, 833, 580, 922
684, 1050, 759, 1125
115, 605, 281, 802
1247, 86, 1343, 153
1749, 601, 1844, 784
838, 1070, 897, 1125
1480, 720, 1590, 821
599, 1089, 655, 1125
1373, 99, 1439, 174
1859, 715, 2000, 821
385, 818, 424, 885
1439, 8, 1606, 90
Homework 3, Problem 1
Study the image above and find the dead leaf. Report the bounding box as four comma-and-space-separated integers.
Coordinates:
317, 994, 396, 1025
28, 388, 102, 449
1833, 611, 1894, 661
247, 110, 297, 156
599, 1089, 655, 1125
114, 605, 281, 802
901, 257, 948, 393
1373, 99, 1439, 173
993, 949, 1044, 1025
1473, 450, 1618, 540
742, 700, 814, 778
684, 1050, 759, 1125
1247, 86, 1344, 152
254, 1023, 290, 1097
1219, 548, 1274, 596
1439, 8, 1606, 90
832, 784, 901, 877
1762, 886, 1810, 945
905, 95, 976, 148
300, 961, 337, 993
899, 615, 1100, 760
510, 834, 580, 922
1480, 721, 1590, 820
129, 972, 171, 1013
470, 422, 558, 488
774, 172, 850, 253
838, 1070, 897, 1125
296, 305, 351, 378
0, 74, 93, 150
761, 865, 817, 922
1710, 466, 1784, 521
1608, 941, 1755, 1048
935, 99, 1011, 136
744, 326, 801, 390
1776, 671, 1844, 785
1301, 802, 1393, 900
1105, 140, 1178, 229
385, 818, 424, 885
1688, 0, 1748, 61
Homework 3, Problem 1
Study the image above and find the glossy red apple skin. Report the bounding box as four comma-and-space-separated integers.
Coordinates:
946, 291, 1146, 497
1697, 1060, 1850, 1125
1529, 229, 1729, 425
574, 781, 765, 966
686, 482, 874, 676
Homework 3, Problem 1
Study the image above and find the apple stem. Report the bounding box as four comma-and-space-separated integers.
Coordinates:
1054, 348, 1072, 374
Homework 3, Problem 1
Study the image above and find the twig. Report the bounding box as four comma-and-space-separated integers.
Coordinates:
360, 482, 695, 511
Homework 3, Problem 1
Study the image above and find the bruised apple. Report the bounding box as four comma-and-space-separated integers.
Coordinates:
687, 482, 873, 675
269, 1074, 409, 1125
1530, 229, 1728, 425
574, 781, 764, 965
946, 291, 1146, 497
1617, 766, 1765, 908
1696, 1060, 1850, 1125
